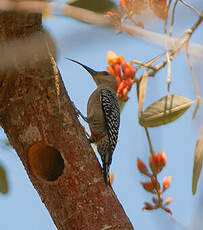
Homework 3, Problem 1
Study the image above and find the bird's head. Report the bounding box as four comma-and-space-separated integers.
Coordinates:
66, 58, 118, 91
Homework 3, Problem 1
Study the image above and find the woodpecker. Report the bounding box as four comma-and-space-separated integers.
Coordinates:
67, 58, 120, 185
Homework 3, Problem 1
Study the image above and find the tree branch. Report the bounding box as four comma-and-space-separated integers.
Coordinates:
0, 0, 202, 60
0, 11, 133, 230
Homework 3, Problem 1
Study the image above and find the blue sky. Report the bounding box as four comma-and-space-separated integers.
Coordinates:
1, 1, 203, 229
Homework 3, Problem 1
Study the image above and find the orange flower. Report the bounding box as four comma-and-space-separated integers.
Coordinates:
120, 0, 149, 16
142, 182, 155, 193
137, 150, 172, 214
165, 197, 172, 205
160, 151, 167, 165
106, 51, 135, 102
137, 158, 149, 176
143, 202, 154, 210
149, 152, 167, 175
149, 0, 168, 20
163, 176, 172, 191
120, 0, 127, 7
109, 173, 114, 186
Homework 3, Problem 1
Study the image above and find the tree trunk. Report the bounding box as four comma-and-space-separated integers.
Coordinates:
0, 11, 133, 230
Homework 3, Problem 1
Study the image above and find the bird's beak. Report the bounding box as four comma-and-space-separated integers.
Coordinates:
66, 58, 97, 77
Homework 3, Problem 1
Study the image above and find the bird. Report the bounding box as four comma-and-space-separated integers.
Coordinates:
67, 58, 120, 185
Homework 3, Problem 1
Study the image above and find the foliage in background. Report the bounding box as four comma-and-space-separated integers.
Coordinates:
0, 164, 8, 194
69, 0, 116, 13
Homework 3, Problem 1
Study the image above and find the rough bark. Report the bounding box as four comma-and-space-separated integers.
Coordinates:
0, 11, 133, 230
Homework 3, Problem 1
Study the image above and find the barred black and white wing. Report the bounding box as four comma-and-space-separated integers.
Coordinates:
100, 88, 120, 184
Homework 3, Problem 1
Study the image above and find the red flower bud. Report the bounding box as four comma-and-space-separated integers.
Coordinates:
165, 197, 172, 205
116, 76, 121, 86
120, 55, 126, 64
130, 68, 135, 78
143, 202, 154, 210
163, 176, 172, 191
121, 62, 128, 72
159, 195, 163, 203
117, 81, 125, 93
122, 87, 128, 97
126, 79, 133, 89
114, 64, 121, 77
123, 67, 131, 79
129, 64, 135, 76
116, 57, 121, 63
111, 58, 120, 65
109, 173, 114, 186
137, 158, 149, 176
142, 182, 155, 193
149, 152, 166, 175
162, 207, 172, 215
160, 151, 167, 165
106, 50, 118, 63
149, 153, 158, 174
120, 0, 127, 7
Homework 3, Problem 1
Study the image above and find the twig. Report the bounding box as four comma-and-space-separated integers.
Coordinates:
135, 78, 153, 155
131, 60, 157, 70
169, 0, 179, 48
164, 0, 173, 95
128, 16, 144, 28
156, 11, 203, 79
179, 0, 201, 16
145, 51, 170, 66
145, 128, 153, 155
132, 50, 172, 75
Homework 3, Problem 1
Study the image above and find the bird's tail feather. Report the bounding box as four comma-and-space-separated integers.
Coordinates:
103, 163, 110, 185
102, 145, 113, 185
97, 137, 112, 185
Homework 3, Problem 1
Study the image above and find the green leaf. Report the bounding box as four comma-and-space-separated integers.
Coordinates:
192, 137, 203, 195
139, 95, 194, 128
69, 0, 116, 14
0, 164, 8, 194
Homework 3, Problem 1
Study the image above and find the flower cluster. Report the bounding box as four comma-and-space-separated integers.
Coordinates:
105, 11, 122, 32
120, 0, 148, 16
107, 51, 135, 102
137, 151, 172, 214
149, 0, 168, 20
105, 0, 167, 29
